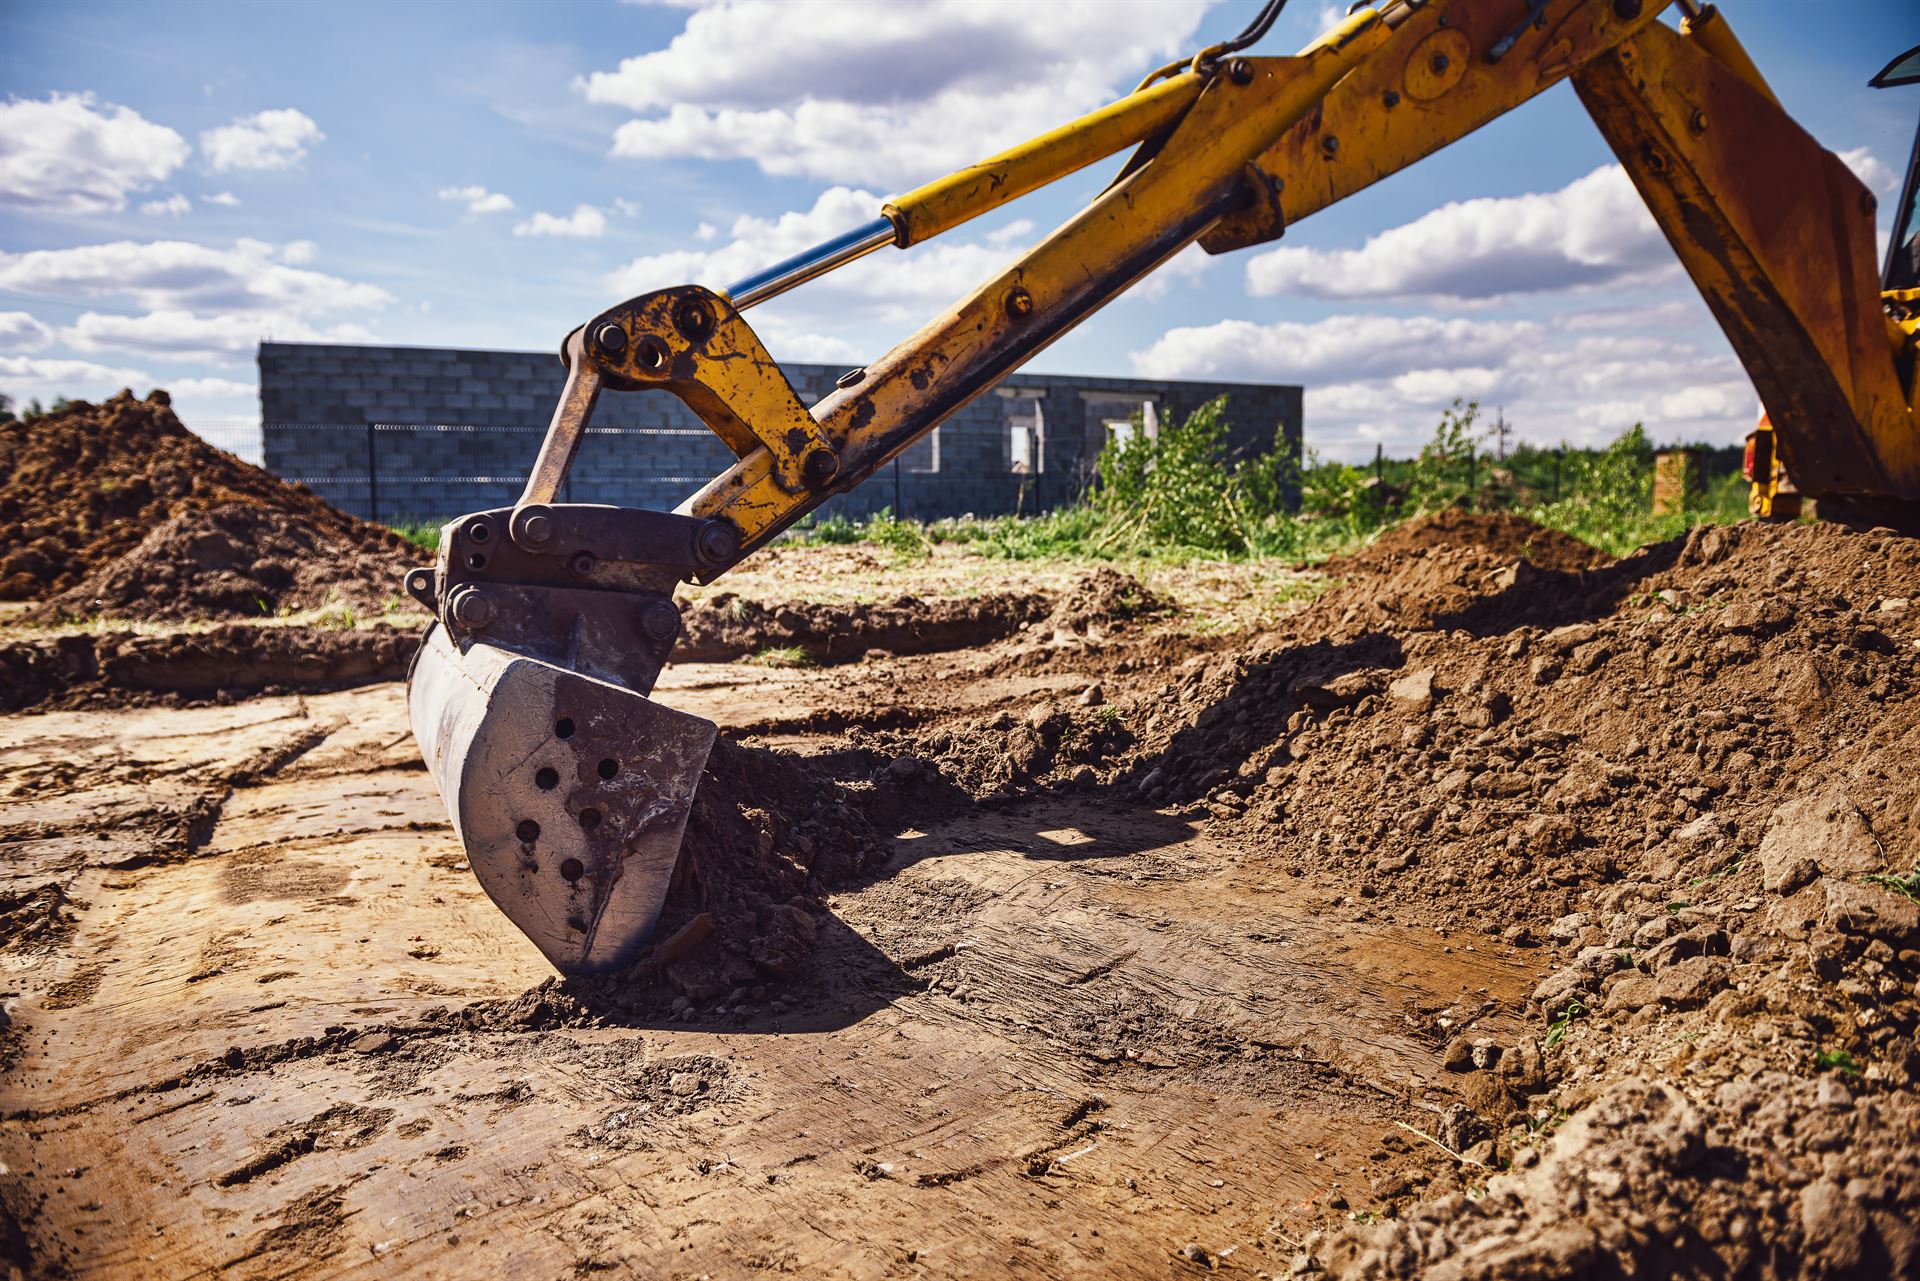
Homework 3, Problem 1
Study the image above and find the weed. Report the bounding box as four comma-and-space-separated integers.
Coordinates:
1815, 1048, 1862, 1079
865, 508, 933, 562
315, 603, 359, 630
1864, 869, 1920, 903
1095, 705, 1123, 728
747, 646, 816, 669
1545, 998, 1586, 1049
1690, 853, 1746, 888
390, 521, 441, 554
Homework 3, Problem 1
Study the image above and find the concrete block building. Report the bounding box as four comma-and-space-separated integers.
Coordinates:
257, 341, 1301, 524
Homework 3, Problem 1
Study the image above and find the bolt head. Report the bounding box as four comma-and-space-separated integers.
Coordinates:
1430, 52, 1450, 73
801, 447, 839, 487
673, 300, 713, 342
1321, 135, 1340, 156
1005, 286, 1034, 319
452, 588, 494, 629
521, 512, 554, 546
1228, 58, 1253, 85
593, 323, 628, 358
641, 601, 681, 643
696, 521, 739, 565
569, 551, 597, 578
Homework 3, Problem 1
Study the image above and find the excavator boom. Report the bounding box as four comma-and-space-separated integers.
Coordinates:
409, 0, 1920, 975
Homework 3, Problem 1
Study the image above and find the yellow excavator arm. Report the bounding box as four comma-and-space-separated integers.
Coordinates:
406, 0, 1920, 976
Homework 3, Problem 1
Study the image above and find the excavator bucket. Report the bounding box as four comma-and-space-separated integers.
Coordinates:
409, 624, 716, 976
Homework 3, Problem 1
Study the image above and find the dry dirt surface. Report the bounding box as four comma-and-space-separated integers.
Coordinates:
0, 390, 418, 617
4, 512, 1920, 1280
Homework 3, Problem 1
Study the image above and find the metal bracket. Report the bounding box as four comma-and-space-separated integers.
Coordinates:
572, 284, 839, 495
1198, 161, 1289, 254
408, 503, 740, 695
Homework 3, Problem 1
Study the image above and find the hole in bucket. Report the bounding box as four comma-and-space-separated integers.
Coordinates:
555, 717, 576, 739
597, 758, 618, 779
560, 858, 584, 882
535, 766, 560, 790
516, 819, 540, 843
578, 808, 602, 831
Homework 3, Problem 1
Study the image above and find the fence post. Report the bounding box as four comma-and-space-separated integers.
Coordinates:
1552, 447, 1563, 504
1467, 445, 1476, 496
894, 455, 903, 519
1374, 442, 1383, 482
365, 422, 380, 524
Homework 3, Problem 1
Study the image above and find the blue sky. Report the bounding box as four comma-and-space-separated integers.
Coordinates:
1, 0, 1915, 461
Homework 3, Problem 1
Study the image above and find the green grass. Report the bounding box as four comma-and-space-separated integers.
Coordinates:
1863, 869, 1920, 903
390, 521, 440, 554
1545, 998, 1586, 1048
1815, 1048, 1861, 1079
746, 645, 816, 669
787, 399, 1754, 567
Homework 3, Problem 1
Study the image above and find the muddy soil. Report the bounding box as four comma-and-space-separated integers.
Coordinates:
4, 512, 1919, 1280
0, 390, 418, 609
0, 623, 419, 714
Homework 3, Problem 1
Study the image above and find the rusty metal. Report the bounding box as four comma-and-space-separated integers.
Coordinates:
410, 626, 714, 976
1198, 0, 1666, 255
520, 329, 601, 509
1575, 19, 1920, 502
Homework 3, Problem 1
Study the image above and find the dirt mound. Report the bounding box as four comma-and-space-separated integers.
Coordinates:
674, 569, 1168, 665
1057, 516, 1920, 1275
34, 503, 417, 623
0, 623, 418, 713
0, 389, 418, 606
1328, 509, 1608, 576
676, 589, 1048, 664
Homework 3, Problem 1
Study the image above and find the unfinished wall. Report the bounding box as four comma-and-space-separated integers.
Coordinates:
258, 341, 1302, 523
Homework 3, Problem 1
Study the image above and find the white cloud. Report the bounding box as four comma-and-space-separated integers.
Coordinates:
168, 375, 257, 399
514, 204, 608, 238
614, 197, 643, 217
1131, 310, 1755, 457
984, 218, 1036, 248
200, 108, 324, 172
279, 239, 317, 264
0, 354, 154, 401
1132, 313, 1536, 384
585, 0, 1215, 187
0, 239, 390, 315
1245, 166, 1675, 303
0, 311, 55, 351
1838, 146, 1898, 196
694, 221, 718, 241
439, 184, 515, 214
0, 93, 190, 214
202, 190, 242, 207
140, 193, 191, 217
62, 309, 378, 363
0, 239, 390, 365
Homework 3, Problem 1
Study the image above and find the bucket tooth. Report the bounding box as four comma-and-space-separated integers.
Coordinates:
409, 624, 716, 976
